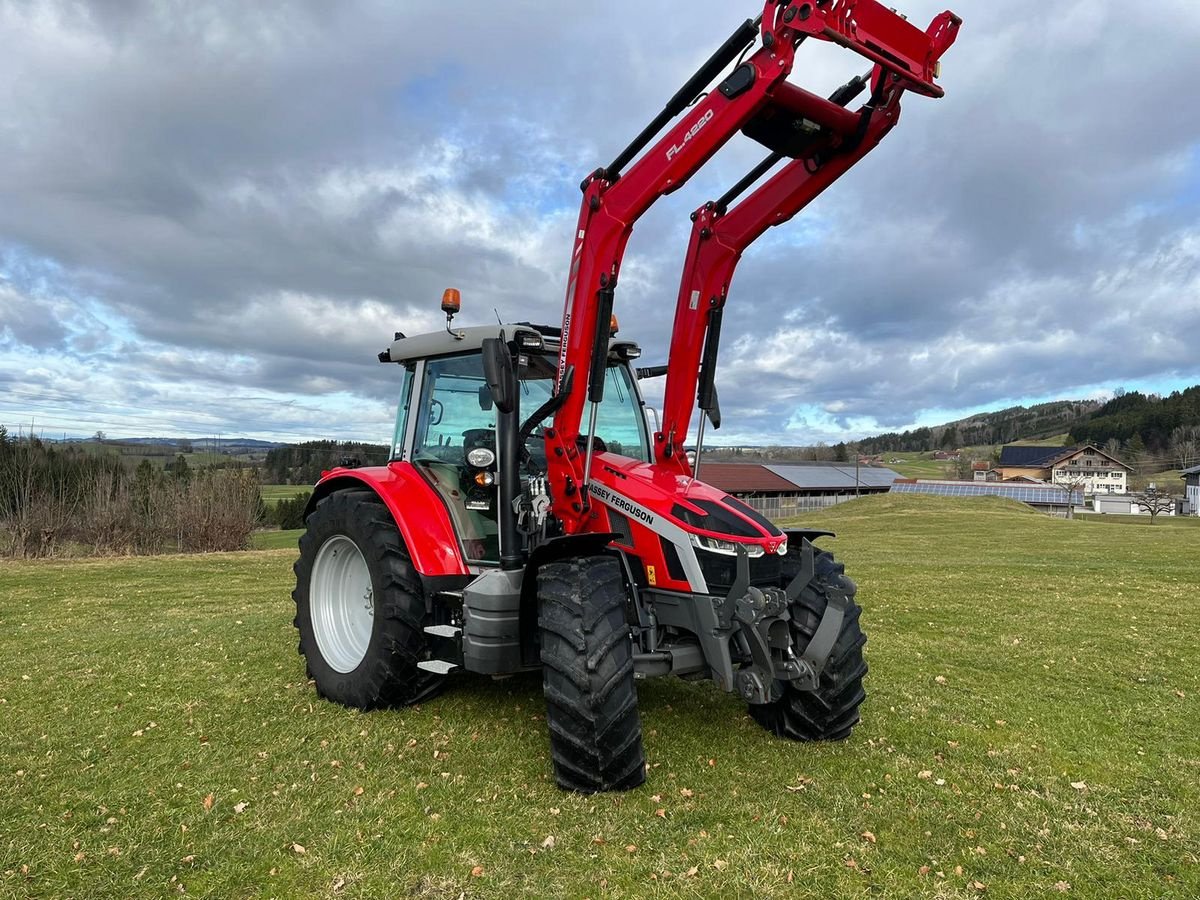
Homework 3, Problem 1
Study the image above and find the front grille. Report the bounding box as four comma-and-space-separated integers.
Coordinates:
697, 548, 781, 595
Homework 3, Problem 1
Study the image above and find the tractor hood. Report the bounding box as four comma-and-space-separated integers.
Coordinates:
590, 452, 787, 555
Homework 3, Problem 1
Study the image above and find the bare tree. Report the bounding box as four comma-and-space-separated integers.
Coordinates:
1059, 477, 1086, 520
1133, 487, 1175, 525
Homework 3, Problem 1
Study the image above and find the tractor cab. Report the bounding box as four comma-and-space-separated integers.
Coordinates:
381, 322, 651, 566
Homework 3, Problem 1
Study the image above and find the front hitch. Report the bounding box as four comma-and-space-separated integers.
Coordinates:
725, 540, 846, 704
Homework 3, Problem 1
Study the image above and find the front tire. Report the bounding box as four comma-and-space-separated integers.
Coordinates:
293, 490, 443, 709
749, 548, 867, 741
538, 556, 646, 793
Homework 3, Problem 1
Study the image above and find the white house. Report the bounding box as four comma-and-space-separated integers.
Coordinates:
1183, 465, 1200, 516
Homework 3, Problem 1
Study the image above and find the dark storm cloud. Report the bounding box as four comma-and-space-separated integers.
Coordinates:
1, 0, 1198, 441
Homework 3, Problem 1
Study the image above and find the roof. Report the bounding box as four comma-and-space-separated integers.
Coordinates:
997, 445, 1073, 468
765, 464, 902, 490
697, 463, 798, 493
1180, 464, 1200, 476
891, 480, 1084, 506
381, 323, 638, 364
698, 462, 902, 493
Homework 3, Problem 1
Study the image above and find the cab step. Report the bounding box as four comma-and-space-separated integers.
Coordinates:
417, 659, 459, 675
423, 624, 463, 638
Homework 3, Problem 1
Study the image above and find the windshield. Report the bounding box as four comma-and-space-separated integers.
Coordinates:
519, 353, 650, 462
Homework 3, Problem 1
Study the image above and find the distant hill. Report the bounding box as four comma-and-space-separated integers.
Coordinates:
77, 436, 286, 451
856, 399, 1102, 455
1069, 386, 1200, 453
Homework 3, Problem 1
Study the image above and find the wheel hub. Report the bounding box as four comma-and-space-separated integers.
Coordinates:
310, 534, 374, 673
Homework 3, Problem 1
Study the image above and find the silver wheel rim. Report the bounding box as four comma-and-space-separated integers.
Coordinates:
310, 534, 374, 673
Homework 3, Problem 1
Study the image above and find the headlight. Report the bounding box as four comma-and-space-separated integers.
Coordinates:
690, 534, 765, 557
466, 447, 496, 468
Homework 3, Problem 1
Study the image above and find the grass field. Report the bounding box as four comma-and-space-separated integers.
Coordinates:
2, 495, 1198, 898
878, 452, 952, 480
251, 528, 305, 550
260, 484, 313, 506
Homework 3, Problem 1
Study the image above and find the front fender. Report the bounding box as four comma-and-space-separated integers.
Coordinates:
305, 463, 469, 577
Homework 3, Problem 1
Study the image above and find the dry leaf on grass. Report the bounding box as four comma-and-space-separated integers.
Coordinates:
713, 859, 728, 871
202, 793, 214, 811
1054, 882, 1071, 893
470, 865, 484, 877
541, 835, 555, 849
291, 843, 306, 855
861, 831, 876, 843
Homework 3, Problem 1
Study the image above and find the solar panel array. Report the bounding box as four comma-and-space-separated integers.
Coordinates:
891, 481, 1083, 505
765, 464, 902, 490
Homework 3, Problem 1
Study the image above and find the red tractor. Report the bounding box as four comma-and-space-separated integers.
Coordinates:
293, 0, 960, 792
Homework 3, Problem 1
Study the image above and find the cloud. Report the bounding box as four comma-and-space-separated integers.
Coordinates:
0, 0, 1198, 444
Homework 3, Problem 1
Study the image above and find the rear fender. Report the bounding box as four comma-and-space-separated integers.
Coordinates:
305, 464, 469, 577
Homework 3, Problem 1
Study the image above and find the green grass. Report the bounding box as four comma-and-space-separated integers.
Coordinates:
2, 494, 1198, 897
1078, 512, 1200, 528
880, 451, 952, 480
260, 484, 313, 506
251, 529, 304, 550
1010, 433, 1072, 447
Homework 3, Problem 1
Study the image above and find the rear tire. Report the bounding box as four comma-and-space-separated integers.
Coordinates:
538, 556, 646, 793
293, 490, 444, 709
749, 548, 867, 741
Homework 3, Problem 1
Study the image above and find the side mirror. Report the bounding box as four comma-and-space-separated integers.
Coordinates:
481, 338, 516, 415
478, 385, 494, 412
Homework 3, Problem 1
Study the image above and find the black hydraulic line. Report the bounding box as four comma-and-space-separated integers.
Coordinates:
519, 365, 574, 446
587, 286, 617, 404
497, 397, 522, 570
697, 306, 724, 412
829, 71, 871, 108
715, 151, 783, 214
604, 17, 760, 180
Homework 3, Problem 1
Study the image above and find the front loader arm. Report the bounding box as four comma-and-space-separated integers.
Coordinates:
547, 0, 961, 531
656, 13, 960, 471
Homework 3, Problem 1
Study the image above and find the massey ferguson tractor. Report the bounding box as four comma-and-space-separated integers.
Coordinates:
293, 0, 959, 792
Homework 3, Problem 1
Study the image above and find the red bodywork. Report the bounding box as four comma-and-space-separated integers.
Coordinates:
547, 0, 960, 530
312, 464, 469, 576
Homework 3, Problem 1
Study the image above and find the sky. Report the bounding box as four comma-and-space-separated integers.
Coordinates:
1, 0, 1198, 447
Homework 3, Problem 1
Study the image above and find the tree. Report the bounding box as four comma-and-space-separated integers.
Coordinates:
179, 439, 194, 454
1132, 487, 1174, 525
1059, 477, 1086, 520
171, 454, 191, 483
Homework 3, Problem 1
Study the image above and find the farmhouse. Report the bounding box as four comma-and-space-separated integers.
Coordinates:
995, 444, 1130, 495
1183, 464, 1200, 516
700, 462, 900, 519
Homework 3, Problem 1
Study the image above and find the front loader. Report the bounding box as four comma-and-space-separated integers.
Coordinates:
293, 0, 960, 792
